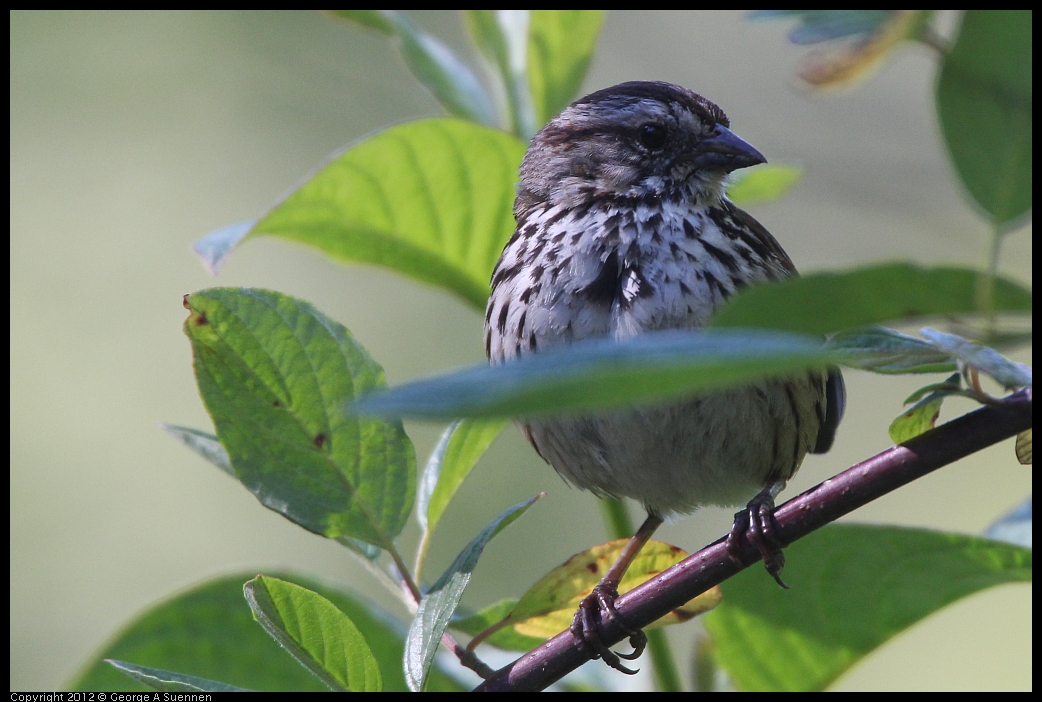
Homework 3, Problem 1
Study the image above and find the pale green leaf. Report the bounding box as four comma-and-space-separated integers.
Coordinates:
920, 327, 1032, 388
463, 10, 537, 138
527, 11, 605, 126
418, 418, 509, 536
405, 495, 541, 691
357, 329, 843, 420
826, 326, 956, 375
726, 164, 804, 207
198, 120, 526, 310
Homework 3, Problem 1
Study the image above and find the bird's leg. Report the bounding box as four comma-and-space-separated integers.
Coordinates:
571, 512, 664, 674
726, 480, 789, 588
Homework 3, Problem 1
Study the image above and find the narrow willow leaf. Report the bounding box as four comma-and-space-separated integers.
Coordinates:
726, 164, 804, 207
937, 10, 1032, 226
331, 11, 497, 127
463, 10, 537, 139
245, 576, 381, 692
357, 329, 843, 420
105, 660, 251, 693
405, 494, 542, 691
710, 263, 1032, 336
199, 120, 525, 311
184, 289, 415, 547
418, 418, 509, 536
706, 524, 1032, 692
159, 423, 233, 477
984, 497, 1032, 548
506, 540, 720, 641
827, 326, 956, 374
69, 573, 413, 692
527, 11, 605, 126
1015, 429, 1032, 465
920, 328, 1032, 388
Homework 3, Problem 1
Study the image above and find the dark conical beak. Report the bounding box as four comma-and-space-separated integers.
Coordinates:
690, 126, 766, 173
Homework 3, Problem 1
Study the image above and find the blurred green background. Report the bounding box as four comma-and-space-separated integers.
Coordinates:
11, 10, 1030, 691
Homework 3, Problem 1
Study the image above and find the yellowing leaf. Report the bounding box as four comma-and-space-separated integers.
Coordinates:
797, 11, 925, 88
507, 540, 721, 640
1015, 429, 1032, 465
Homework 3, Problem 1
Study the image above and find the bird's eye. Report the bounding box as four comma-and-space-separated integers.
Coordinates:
639, 123, 667, 150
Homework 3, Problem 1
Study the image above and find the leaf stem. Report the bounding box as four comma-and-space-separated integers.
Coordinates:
413, 529, 432, 586
976, 221, 1004, 340
387, 543, 424, 605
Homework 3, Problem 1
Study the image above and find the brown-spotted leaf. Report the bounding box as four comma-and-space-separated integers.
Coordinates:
508, 539, 721, 640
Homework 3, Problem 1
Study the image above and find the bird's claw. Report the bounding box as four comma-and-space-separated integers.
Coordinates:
570, 583, 647, 674
726, 493, 789, 589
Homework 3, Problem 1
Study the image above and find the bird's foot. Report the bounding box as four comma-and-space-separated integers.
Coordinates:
726, 491, 789, 588
570, 582, 647, 674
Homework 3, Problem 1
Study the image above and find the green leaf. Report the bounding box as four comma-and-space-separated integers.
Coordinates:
888, 394, 944, 443
937, 10, 1032, 226
418, 418, 509, 537
527, 11, 606, 126
726, 164, 804, 207
197, 120, 526, 309
901, 373, 964, 405
451, 599, 546, 652
405, 494, 542, 691
356, 329, 844, 420
105, 660, 251, 693
752, 11, 927, 88
159, 423, 233, 476
69, 573, 409, 692
184, 288, 415, 547
244, 576, 381, 692
919, 327, 1032, 388
889, 373, 971, 445
705, 524, 1032, 692
463, 10, 537, 139
826, 326, 957, 374
710, 263, 1032, 335
331, 11, 497, 127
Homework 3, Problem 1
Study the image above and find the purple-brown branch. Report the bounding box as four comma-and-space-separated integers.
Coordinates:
473, 388, 1032, 692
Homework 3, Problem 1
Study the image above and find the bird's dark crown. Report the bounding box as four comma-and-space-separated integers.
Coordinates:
515, 81, 751, 215
573, 81, 730, 129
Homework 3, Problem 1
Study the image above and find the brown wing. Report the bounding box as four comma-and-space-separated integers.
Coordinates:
811, 368, 845, 454
723, 202, 798, 278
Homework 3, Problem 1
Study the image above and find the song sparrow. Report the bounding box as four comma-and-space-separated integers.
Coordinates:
484, 81, 844, 673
